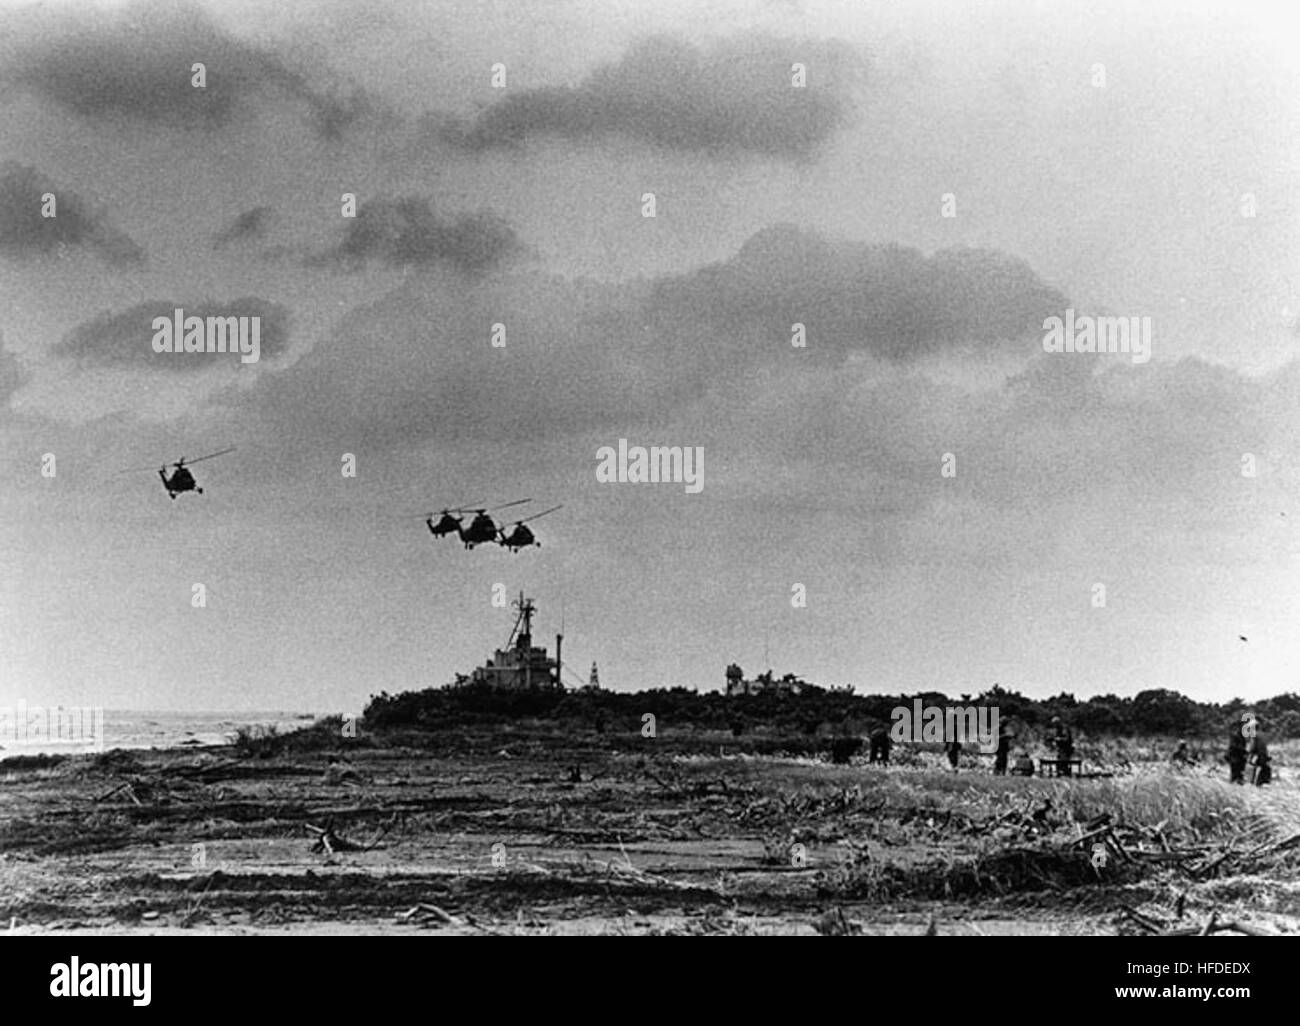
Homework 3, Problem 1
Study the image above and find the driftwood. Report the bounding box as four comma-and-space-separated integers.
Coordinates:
93, 781, 136, 803
305, 819, 364, 854
305, 814, 399, 854
1124, 904, 1277, 937
1162, 915, 1276, 937
399, 903, 463, 925
1119, 905, 1166, 934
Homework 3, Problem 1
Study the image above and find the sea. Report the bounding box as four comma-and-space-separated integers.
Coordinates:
0, 708, 321, 758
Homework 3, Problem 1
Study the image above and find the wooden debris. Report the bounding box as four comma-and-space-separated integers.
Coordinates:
1119, 905, 1165, 934
93, 781, 133, 803
1158, 916, 1275, 938
399, 903, 464, 926
305, 819, 365, 854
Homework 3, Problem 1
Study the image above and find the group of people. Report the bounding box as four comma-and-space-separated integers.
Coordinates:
1169, 729, 1271, 785
922, 717, 1075, 777
1224, 726, 1271, 786
996, 716, 1073, 777
866, 718, 1274, 784
936, 717, 1073, 777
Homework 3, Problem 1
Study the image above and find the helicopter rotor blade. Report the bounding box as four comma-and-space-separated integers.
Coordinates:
486, 498, 533, 512
183, 446, 238, 466
513, 504, 564, 526
117, 464, 168, 475
403, 501, 481, 519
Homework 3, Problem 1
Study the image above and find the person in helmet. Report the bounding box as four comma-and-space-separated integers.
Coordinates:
1248, 731, 1272, 786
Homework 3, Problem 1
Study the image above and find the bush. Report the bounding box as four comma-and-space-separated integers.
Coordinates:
360, 681, 1300, 743
231, 724, 284, 759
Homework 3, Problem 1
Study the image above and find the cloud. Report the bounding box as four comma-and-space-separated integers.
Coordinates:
645, 224, 1068, 372
440, 34, 860, 159
0, 162, 145, 265
53, 298, 291, 371
230, 216, 1299, 576
244, 225, 1071, 452
0, 336, 25, 408
309, 197, 523, 274
213, 206, 274, 250
0, 0, 373, 138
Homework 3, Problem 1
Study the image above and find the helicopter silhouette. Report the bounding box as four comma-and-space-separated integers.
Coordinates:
423, 501, 483, 539
120, 447, 237, 499
497, 505, 563, 552
423, 499, 532, 549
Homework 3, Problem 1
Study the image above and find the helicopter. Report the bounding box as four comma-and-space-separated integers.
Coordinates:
423, 502, 483, 539
497, 505, 563, 553
421, 499, 532, 549
120, 447, 237, 499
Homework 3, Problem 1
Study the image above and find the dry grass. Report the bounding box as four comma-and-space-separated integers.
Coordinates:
3, 729, 1297, 934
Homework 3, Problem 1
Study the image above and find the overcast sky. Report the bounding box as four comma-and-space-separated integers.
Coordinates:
1, 0, 1297, 713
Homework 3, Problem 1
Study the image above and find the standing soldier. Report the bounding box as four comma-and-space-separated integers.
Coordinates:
994, 724, 1013, 776
1248, 731, 1272, 786
1047, 716, 1075, 777
946, 738, 962, 773
1226, 724, 1248, 785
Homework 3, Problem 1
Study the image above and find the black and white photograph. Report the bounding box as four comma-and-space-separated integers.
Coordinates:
0, 0, 1297, 990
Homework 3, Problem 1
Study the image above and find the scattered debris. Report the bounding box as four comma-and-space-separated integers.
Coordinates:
305, 819, 365, 854
399, 903, 465, 927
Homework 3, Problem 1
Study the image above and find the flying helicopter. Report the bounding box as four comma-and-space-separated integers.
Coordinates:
423, 501, 483, 539
419, 499, 532, 549
497, 505, 563, 553
457, 499, 533, 549
120, 447, 237, 499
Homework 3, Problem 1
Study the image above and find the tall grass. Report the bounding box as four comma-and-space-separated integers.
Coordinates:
669, 755, 1287, 842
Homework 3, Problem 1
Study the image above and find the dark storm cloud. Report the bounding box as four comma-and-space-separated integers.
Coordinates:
247, 224, 1068, 450
310, 197, 522, 274
0, 0, 372, 137
645, 224, 1068, 367
53, 298, 291, 371
0, 163, 145, 266
441, 34, 859, 159
213, 206, 274, 250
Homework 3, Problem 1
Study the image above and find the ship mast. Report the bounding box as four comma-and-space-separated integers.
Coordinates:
512, 593, 534, 647
507, 592, 535, 648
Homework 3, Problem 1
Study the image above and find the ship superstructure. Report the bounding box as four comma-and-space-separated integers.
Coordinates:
470, 593, 563, 689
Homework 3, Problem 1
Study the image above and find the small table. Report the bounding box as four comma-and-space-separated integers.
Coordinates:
1038, 757, 1083, 778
